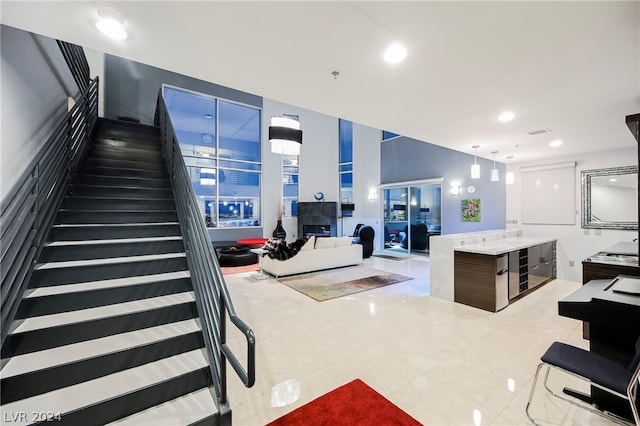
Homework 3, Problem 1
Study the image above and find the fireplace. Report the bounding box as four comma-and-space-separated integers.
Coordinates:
303, 224, 331, 237
297, 202, 337, 238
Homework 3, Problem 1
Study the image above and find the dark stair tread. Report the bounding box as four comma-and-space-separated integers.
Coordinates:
79, 165, 169, 179
26, 270, 191, 297
40, 237, 184, 262
31, 252, 188, 287
68, 184, 173, 199
72, 174, 170, 189
62, 197, 176, 211
108, 388, 218, 425
3, 301, 199, 357
1, 318, 201, 380
49, 223, 181, 239
1, 324, 204, 404
18, 271, 192, 318
90, 144, 162, 155
55, 210, 179, 224
11, 291, 195, 333
0, 349, 211, 423
85, 157, 165, 171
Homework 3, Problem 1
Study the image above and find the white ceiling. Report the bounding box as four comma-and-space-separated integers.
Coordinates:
2, 1, 639, 164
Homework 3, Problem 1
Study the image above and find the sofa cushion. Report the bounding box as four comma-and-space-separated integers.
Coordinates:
315, 237, 336, 249
334, 236, 352, 247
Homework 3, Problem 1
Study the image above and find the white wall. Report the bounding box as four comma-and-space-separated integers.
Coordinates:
262, 98, 339, 241
85, 48, 105, 117
260, 101, 382, 244
342, 123, 382, 245
507, 147, 637, 282
0, 26, 76, 199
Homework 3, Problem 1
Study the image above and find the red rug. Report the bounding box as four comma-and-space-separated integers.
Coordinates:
266, 379, 421, 426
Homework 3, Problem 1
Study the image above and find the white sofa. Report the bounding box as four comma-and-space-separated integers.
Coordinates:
260, 236, 363, 278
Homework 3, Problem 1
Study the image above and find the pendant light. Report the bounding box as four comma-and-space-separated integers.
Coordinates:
506, 156, 515, 184
490, 151, 500, 182
269, 116, 302, 156
471, 145, 480, 179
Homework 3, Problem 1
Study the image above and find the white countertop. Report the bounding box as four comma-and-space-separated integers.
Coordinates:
454, 236, 557, 255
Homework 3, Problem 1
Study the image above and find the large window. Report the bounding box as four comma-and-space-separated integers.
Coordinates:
281, 114, 299, 218
283, 154, 299, 217
163, 86, 261, 228
339, 119, 353, 217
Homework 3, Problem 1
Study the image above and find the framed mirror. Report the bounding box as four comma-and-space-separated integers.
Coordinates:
582, 165, 638, 230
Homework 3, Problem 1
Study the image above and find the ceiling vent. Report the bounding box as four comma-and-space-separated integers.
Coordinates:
527, 128, 552, 136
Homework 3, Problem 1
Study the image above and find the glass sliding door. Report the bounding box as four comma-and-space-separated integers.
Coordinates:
383, 187, 408, 253
381, 180, 442, 256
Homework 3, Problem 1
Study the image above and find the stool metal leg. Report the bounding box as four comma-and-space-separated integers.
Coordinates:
526, 363, 545, 425
526, 362, 636, 426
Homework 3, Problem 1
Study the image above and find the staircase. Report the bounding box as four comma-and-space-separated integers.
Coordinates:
1, 119, 220, 425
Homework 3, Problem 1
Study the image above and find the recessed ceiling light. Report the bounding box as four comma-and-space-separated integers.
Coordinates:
549, 139, 563, 148
384, 43, 407, 64
498, 111, 515, 122
96, 3, 127, 40
610, 178, 618, 182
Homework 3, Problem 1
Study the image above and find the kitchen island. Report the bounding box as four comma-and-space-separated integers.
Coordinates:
430, 229, 556, 312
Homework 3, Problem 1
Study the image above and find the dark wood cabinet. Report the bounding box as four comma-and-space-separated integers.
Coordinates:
454, 251, 503, 312
583, 261, 640, 284
454, 241, 556, 312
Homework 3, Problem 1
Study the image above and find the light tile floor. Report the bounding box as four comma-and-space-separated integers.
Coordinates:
223, 254, 620, 425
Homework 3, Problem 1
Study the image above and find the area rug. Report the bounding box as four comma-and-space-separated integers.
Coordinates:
277, 266, 412, 301
372, 254, 405, 261
220, 263, 259, 275
266, 378, 421, 426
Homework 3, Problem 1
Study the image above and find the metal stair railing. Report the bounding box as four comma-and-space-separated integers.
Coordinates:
154, 92, 256, 421
0, 77, 99, 347
56, 40, 90, 94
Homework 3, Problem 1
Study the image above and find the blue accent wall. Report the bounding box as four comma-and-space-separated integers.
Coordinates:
381, 136, 506, 234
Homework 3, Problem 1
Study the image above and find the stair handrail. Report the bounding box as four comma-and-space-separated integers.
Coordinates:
0, 77, 99, 347
56, 40, 90, 94
154, 92, 256, 417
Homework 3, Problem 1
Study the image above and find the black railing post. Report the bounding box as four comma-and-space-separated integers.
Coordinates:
31, 165, 39, 259
219, 296, 228, 404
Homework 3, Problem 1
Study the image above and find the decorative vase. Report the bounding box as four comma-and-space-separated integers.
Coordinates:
272, 220, 286, 239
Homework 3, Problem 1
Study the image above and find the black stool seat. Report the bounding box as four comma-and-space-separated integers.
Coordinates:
542, 342, 631, 395
526, 335, 640, 425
